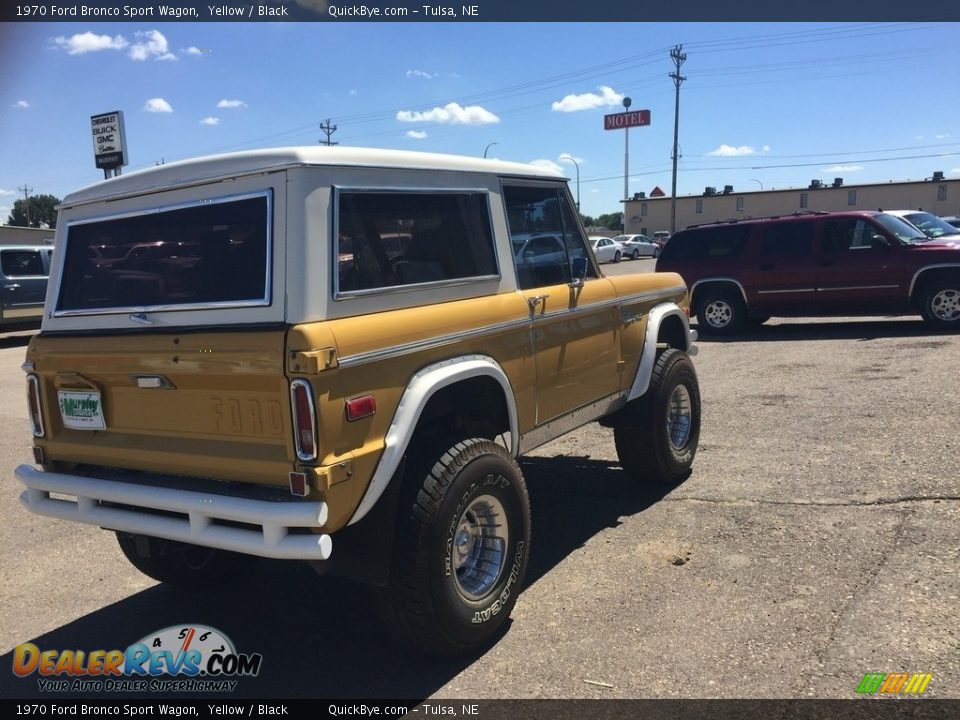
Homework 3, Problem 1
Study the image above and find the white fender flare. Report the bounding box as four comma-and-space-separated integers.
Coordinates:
627, 302, 697, 402
347, 354, 519, 525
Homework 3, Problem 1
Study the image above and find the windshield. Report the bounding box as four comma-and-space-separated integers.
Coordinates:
902, 212, 960, 240
874, 214, 927, 243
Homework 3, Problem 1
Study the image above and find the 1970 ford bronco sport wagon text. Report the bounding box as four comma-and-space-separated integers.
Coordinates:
17, 147, 700, 654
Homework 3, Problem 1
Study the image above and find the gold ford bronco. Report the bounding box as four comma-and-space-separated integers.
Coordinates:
18, 147, 700, 654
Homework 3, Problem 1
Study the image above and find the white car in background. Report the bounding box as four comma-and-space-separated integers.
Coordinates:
882, 210, 960, 240
611, 234, 660, 260
589, 236, 624, 263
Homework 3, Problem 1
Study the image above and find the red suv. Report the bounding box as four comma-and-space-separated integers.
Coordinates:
655, 211, 960, 334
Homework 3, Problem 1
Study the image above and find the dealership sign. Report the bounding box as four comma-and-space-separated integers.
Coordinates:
90, 111, 128, 171
604, 110, 651, 130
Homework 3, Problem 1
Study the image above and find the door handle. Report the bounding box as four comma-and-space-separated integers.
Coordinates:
527, 295, 549, 312
4, 284, 20, 290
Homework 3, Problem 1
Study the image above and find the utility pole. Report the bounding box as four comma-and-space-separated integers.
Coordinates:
669, 45, 687, 235
18, 185, 33, 227
319, 119, 339, 146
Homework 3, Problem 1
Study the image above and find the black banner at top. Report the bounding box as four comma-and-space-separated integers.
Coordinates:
2, 0, 960, 22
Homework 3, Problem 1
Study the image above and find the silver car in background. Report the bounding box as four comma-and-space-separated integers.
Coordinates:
1, 245, 53, 331
611, 234, 661, 260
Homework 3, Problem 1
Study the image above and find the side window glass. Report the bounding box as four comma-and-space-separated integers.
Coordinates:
503, 184, 597, 290
823, 218, 864, 252
1, 250, 44, 277
851, 221, 883, 249
336, 191, 497, 294
760, 222, 813, 257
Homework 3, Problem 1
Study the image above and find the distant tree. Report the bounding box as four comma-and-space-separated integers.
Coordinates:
7, 194, 60, 228
596, 212, 624, 231
579, 213, 595, 227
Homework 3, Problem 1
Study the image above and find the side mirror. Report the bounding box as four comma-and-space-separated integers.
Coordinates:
870, 234, 891, 249
569, 256, 588, 288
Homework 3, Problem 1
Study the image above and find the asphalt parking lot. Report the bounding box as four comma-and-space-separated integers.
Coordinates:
1, 257, 957, 700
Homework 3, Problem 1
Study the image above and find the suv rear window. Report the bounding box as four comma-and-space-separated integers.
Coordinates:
56, 194, 271, 315
1, 249, 45, 277
659, 225, 750, 262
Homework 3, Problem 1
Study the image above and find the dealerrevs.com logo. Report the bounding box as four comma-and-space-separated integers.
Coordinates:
12, 625, 262, 693
856, 672, 933, 696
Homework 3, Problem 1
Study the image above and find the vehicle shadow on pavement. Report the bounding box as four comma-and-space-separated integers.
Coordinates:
694, 318, 950, 343
0, 457, 666, 701
0, 332, 34, 350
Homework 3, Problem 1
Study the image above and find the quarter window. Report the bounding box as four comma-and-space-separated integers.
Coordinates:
503, 184, 596, 290
336, 191, 497, 294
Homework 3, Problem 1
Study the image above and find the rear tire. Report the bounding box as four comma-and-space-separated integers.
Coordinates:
632, 250, 640, 261
920, 281, 960, 330
377, 438, 531, 655
696, 288, 746, 335
116, 533, 245, 589
614, 349, 701, 487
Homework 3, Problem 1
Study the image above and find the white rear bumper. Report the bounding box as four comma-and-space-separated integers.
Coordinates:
15, 464, 332, 561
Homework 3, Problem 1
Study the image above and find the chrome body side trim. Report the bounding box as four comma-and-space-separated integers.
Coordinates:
15, 464, 331, 561
347, 355, 520, 526
756, 288, 817, 295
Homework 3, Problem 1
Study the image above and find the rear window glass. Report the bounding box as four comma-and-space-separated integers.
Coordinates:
336, 191, 497, 294
56, 194, 270, 314
659, 225, 750, 262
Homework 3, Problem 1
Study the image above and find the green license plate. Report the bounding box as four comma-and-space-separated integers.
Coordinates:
58, 390, 106, 430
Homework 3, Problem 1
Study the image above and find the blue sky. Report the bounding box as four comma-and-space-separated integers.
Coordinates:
1, 21, 959, 221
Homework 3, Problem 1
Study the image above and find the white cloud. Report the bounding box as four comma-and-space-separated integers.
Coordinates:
406, 69, 438, 79
915, 135, 925, 140
144, 98, 173, 113
348, 89, 358, 97
762, 145, 771, 152
406, 130, 428, 140
130, 30, 176, 61
706, 144, 759, 157
936, 133, 950, 139
590, 188, 601, 194
528, 159, 564, 175
950, 168, 960, 175
183, 47, 204, 56
559, 153, 584, 165
396, 102, 499, 125
217, 99, 248, 109
0, 188, 16, 197
200, 117, 220, 126
551, 85, 623, 113
13, 100, 30, 109
53, 32, 129, 55
821, 165, 864, 172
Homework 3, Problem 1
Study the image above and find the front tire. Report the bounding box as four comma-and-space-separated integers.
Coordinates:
116, 533, 245, 589
615, 349, 701, 486
378, 438, 531, 655
613, 251, 621, 263
632, 250, 640, 260
653, 247, 660, 259
920, 281, 960, 329
696, 289, 746, 335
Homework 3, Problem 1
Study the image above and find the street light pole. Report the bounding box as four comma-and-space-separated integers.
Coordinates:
560, 154, 580, 211
483, 142, 499, 158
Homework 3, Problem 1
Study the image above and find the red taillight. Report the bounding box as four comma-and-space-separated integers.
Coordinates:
290, 379, 317, 461
27, 374, 44, 438
345, 394, 376, 422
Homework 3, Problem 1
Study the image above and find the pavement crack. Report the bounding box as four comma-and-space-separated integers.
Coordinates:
662, 495, 960, 508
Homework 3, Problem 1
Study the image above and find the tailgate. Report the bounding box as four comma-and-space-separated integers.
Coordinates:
28, 329, 295, 487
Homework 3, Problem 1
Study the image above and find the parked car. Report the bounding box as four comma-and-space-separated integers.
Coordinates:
1, 244, 53, 332
589, 236, 624, 263
655, 210, 960, 334
652, 231, 671, 247
611, 234, 660, 260
17, 147, 700, 655
882, 210, 960, 240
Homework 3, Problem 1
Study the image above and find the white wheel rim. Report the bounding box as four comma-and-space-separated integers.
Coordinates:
704, 300, 733, 328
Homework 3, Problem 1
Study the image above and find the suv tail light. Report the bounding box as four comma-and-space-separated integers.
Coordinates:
290, 379, 317, 462
26, 374, 45, 438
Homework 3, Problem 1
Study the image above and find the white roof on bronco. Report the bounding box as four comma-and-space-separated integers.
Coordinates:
61, 146, 566, 208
